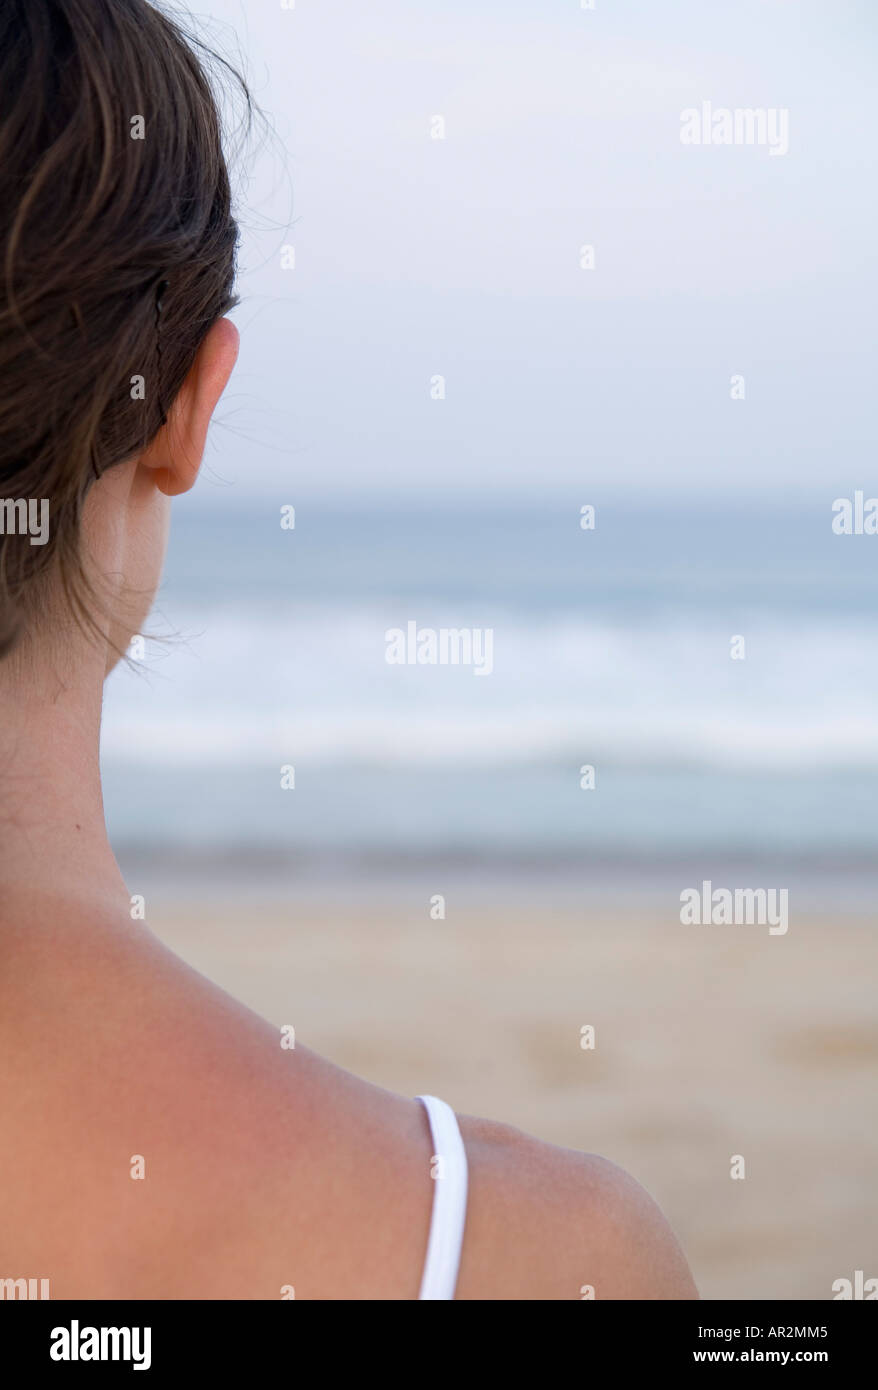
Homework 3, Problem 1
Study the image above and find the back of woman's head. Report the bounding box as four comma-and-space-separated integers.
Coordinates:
0, 0, 245, 657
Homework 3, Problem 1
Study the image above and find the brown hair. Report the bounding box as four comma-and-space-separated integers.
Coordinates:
0, 0, 250, 657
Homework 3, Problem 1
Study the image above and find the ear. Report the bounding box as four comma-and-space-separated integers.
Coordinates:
141, 317, 239, 497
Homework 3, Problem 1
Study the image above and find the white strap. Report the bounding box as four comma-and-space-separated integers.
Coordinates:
416, 1095, 469, 1300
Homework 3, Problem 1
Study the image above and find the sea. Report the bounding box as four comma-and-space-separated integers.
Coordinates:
101, 496, 878, 908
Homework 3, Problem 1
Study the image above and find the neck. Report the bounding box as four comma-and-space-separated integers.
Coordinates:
0, 635, 129, 919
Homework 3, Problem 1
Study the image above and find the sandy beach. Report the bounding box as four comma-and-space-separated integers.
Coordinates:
149, 892, 877, 1301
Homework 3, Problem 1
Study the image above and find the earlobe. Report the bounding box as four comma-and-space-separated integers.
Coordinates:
145, 316, 240, 498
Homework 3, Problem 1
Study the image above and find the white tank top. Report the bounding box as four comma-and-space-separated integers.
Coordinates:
416, 1095, 469, 1300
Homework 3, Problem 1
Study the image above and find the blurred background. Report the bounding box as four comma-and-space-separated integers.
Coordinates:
103, 0, 877, 1298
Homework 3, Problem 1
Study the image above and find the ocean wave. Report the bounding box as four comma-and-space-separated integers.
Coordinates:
102, 604, 878, 769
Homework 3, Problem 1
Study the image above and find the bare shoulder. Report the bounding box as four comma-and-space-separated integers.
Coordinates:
456, 1114, 698, 1301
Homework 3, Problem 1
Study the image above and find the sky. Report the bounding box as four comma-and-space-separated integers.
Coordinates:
166, 0, 878, 503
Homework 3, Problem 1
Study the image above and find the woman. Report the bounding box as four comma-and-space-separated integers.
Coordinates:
0, 0, 696, 1300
